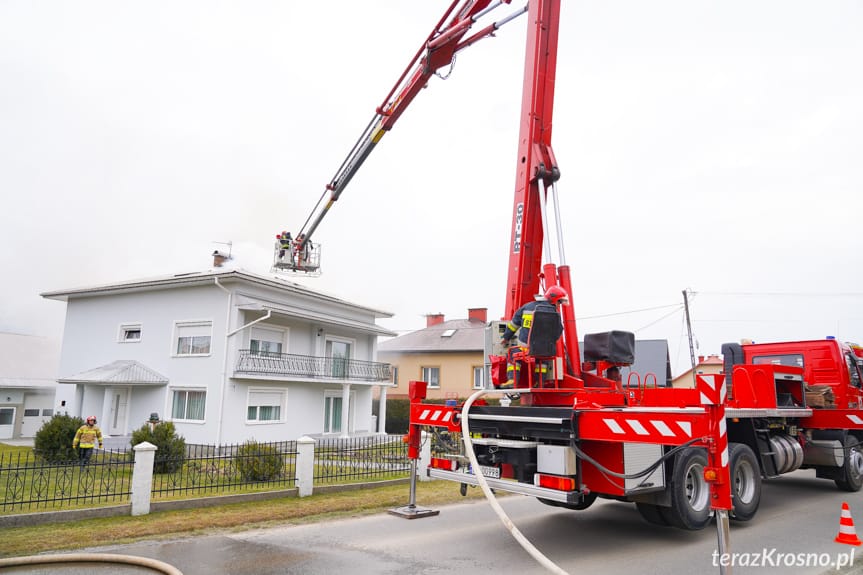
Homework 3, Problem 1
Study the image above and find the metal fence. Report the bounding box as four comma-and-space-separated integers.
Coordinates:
0, 449, 133, 513
1, 435, 412, 514
314, 434, 411, 484
150, 441, 299, 499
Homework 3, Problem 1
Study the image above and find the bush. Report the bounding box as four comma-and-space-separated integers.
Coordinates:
131, 421, 186, 473
233, 440, 284, 481
34, 414, 84, 462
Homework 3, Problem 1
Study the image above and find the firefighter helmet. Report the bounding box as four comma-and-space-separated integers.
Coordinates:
86, 415, 97, 424
544, 286, 569, 306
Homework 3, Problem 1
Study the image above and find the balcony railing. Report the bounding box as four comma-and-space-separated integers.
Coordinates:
235, 350, 392, 383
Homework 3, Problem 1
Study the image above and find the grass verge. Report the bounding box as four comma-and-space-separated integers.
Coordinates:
0, 480, 488, 558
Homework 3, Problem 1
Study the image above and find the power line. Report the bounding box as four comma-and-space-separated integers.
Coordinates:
696, 291, 863, 298
579, 302, 681, 320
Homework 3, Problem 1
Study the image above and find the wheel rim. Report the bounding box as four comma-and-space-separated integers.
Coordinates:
849, 447, 863, 482
734, 458, 756, 504
684, 461, 709, 511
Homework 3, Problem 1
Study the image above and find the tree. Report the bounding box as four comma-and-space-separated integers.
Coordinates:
34, 414, 84, 463
131, 421, 186, 473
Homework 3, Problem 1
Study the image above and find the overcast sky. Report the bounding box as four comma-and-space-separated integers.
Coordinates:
1, 0, 861, 375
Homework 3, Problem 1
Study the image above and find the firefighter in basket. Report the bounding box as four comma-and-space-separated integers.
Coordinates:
499, 286, 569, 388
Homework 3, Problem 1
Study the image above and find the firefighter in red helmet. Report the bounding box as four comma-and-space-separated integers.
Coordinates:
499, 286, 569, 388
72, 415, 103, 469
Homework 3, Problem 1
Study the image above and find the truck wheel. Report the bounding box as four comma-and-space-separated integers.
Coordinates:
661, 448, 711, 530
636, 502, 670, 526
835, 435, 863, 492
729, 443, 761, 521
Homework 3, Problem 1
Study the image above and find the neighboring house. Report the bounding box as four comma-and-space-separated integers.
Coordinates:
671, 354, 724, 388
41, 263, 395, 444
378, 309, 489, 400
617, 339, 673, 388
0, 333, 61, 439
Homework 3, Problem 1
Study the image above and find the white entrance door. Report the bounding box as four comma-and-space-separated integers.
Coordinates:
0, 407, 15, 439
108, 388, 129, 436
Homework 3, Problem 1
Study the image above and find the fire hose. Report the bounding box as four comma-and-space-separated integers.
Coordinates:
0, 553, 183, 574
461, 388, 570, 575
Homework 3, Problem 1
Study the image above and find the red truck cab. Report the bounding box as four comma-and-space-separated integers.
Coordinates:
737, 338, 863, 410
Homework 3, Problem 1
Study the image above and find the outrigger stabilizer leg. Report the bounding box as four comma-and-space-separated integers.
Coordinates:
389, 381, 439, 519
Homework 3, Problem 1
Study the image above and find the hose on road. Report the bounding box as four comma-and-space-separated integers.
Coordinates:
461, 388, 570, 575
0, 552, 183, 574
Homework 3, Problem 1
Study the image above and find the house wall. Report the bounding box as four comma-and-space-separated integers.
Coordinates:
58, 285, 227, 441
378, 350, 484, 400
56, 278, 387, 444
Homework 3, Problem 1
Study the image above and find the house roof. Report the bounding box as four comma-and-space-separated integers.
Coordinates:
0, 332, 61, 389
40, 268, 393, 319
379, 318, 486, 353
59, 360, 169, 385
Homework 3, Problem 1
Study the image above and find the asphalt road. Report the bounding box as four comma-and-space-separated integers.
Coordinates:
13, 469, 863, 575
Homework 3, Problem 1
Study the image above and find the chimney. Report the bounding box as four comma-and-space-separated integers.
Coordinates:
212, 250, 228, 268
698, 355, 705, 364
426, 313, 445, 327
468, 307, 487, 323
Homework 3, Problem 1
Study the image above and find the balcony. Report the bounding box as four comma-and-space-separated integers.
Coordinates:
235, 350, 392, 383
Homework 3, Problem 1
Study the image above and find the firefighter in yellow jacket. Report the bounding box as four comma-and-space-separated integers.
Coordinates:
72, 415, 103, 468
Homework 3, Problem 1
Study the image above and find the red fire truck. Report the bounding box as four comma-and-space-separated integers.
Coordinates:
293, 0, 862, 534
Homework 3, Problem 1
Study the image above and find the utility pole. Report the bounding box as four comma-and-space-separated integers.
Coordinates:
682, 289, 698, 387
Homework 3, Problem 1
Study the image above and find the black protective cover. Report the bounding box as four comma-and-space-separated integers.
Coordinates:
528, 303, 563, 357
583, 331, 635, 364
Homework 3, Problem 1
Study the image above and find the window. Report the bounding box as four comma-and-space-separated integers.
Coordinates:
392, 366, 399, 387
250, 326, 284, 357
247, 389, 285, 422
171, 389, 206, 421
175, 321, 212, 356
847, 354, 862, 388
119, 323, 142, 342
327, 339, 352, 378
422, 366, 440, 389
42, 408, 53, 417
751, 354, 803, 368
324, 390, 355, 434
24, 409, 40, 417
473, 366, 486, 390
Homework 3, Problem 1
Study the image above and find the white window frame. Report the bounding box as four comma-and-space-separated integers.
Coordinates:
170, 388, 207, 422
472, 366, 486, 390
246, 387, 286, 424
323, 390, 356, 434
422, 366, 440, 389
325, 335, 356, 378
173, 320, 213, 357
118, 322, 143, 343
249, 326, 287, 357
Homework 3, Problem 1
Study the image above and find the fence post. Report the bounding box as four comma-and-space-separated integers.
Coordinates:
296, 436, 315, 497
418, 430, 432, 482
131, 441, 157, 516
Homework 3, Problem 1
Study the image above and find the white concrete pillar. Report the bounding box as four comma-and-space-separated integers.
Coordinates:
296, 436, 315, 497
340, 383, 351, 438
131, 441, 157, 516
378, 385, 388, 434
418, 430, 433, 482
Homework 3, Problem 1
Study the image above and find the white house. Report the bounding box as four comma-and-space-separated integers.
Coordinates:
0, 333, 61, 439
41, 267, 396, 444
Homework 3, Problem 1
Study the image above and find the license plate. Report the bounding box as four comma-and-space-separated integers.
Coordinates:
466, 464, 500, 479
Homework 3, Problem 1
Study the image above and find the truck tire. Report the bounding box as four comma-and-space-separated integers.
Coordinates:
636, 502, 670, 526
835, 435, 863, 492
660, 447, 711, 530
729, 443, 761, 521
